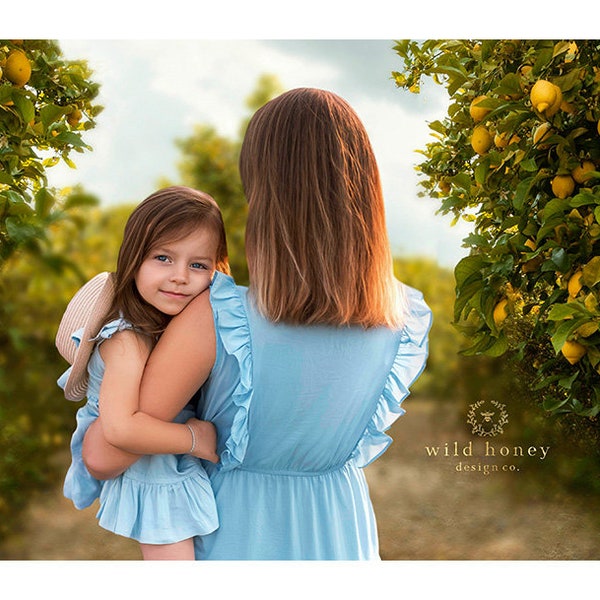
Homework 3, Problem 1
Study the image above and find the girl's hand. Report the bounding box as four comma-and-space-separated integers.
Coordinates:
186, 418, 219, 463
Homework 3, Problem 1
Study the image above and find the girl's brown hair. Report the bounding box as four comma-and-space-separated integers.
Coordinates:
240, 87, 404, 329
107, 186, 229, 336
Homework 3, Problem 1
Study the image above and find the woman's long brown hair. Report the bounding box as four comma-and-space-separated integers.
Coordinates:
106, 186, 229, 337
240, 88, 404, 329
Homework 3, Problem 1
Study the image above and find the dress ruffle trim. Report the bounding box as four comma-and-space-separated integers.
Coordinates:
209, 272, 253, 472
96, 466, 219, 544
57, 319, 133, 392
351, 283, 433, 467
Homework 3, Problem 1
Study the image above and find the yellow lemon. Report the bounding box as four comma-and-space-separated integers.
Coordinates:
545, 84, 563, 117
493, 298, 509, 327
4, 50, 31, 87
568, 270, 584, 297
551, 174, 575, 199
67, 108, 83, 127
572, 160, 596, 184
494, 131, 510, 148
560, 340, 587, 365
470, 95, 491, 122
530, 79, 558, 114
471, 125, 493, 155
438, 179, 451, 194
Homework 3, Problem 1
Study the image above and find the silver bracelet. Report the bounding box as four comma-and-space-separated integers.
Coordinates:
186, 423, 196, 453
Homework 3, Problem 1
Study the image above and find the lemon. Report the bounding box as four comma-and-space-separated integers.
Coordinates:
568, 270, 584, 297
530, 79, 558, 114
4, 50, 31, 87
560, 340, 587, 365
470, 95, 491, 122
551, 174, 575, 199
438, 179, 451, 194
67, 108, 83, 127
471, 125, 493, 155
545, 84, 563, 117
494, 131, 510, 148
572, 160, 595, 184
493, 298, 509, 327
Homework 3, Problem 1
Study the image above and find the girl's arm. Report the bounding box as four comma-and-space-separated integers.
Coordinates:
83, 290, 216, 478
97, 329, 201, 455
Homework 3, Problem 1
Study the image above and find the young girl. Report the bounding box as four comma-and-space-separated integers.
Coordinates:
55, 186, 229, 560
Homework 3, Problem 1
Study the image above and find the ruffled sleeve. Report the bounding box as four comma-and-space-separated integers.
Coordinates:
351, 283, 433, 467
56, 319, 134, 393
208, 272, 253, 472
93, 318, 134, 342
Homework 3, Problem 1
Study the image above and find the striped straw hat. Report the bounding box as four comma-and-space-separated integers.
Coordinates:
55, 272, 116, 401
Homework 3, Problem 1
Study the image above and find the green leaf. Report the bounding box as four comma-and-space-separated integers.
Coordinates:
34, 188, 55, 219
40, 104, 66, 128
547, 303, 587, 321
454, 254, 485, 289
13, 95, 35, 124
53, 131, 90, 149
542, 396, 569, 412
512, 177, 535, 211
551, 318, 591, 354
0, 170, 14, 185
582, 256, 600, 287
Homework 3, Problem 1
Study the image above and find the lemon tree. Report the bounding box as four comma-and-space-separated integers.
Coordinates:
393, 40, 600, 421
0, 39, 101, 268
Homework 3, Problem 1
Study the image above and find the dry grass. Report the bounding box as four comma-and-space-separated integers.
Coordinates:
2, 398, 599, 560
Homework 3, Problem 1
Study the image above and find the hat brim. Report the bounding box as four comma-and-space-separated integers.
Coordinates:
55, 272, 116, 401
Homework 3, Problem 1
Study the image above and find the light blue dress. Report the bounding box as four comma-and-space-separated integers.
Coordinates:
58, 318, 218, 544
194, 272, 432, 560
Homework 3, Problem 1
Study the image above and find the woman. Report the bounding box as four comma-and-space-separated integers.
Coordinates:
84, 87, 432, 560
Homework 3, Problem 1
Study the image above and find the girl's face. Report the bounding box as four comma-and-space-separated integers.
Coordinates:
135, 227, 219, 316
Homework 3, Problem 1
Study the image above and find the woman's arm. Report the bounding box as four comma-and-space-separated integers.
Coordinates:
138, 290, 216, 419
82, 290, 216, 478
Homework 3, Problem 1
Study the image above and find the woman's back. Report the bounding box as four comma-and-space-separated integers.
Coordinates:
195, 272, 431, 560
241, 290, 400, 472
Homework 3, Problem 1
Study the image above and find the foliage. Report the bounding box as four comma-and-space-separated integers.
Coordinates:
393, 40, 600, 423
0, 39, 102, 269
0, 199, 131, 544
0, 39, 101, 543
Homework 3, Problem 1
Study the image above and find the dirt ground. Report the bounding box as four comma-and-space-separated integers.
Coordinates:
2, 397, 600, 560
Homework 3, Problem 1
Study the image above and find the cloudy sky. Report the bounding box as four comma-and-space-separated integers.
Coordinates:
47, 38, 472, 269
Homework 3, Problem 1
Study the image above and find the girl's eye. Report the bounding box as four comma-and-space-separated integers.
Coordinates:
154, 255, 170, 263
191, 262, 207, 270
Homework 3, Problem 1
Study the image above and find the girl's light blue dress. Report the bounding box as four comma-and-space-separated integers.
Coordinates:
58, 318, 218, 544
195, 272, 432, 560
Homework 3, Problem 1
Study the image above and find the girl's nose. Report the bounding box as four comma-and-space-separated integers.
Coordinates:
170, 266, 188, 284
